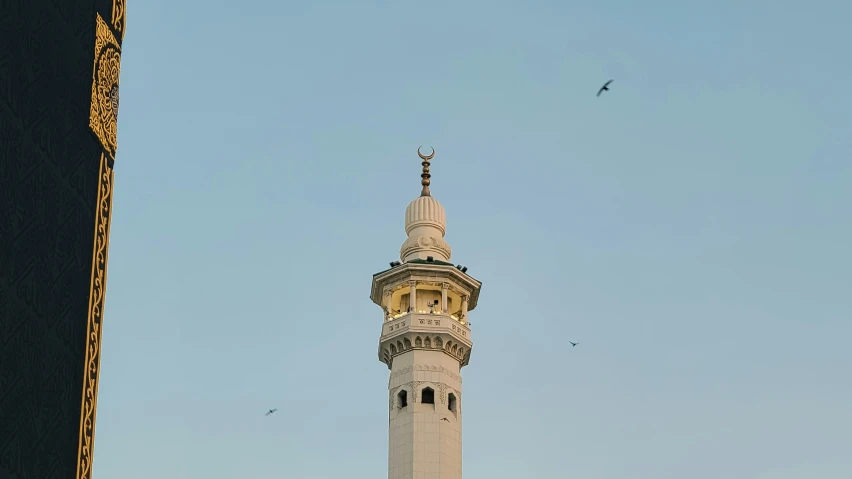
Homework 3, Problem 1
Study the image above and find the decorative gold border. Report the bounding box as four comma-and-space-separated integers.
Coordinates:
89, 14, 122, 160
112, 0, 126, 42
75, 152, 114, 479
77, 5, 123, 478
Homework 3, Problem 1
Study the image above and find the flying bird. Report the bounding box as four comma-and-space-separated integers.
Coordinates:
596, 79, 613, 97
569, 341, 579, 347
440, 417, 450, 422
265, 408, 278, 416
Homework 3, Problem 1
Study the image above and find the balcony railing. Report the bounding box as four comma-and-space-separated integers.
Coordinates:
382, 312, 470, 338
386, 310, 463, 322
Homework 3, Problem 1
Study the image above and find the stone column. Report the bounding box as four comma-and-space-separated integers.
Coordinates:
408, 281, 417, 312
384, 290, 392, 320
441, 283, 449, 313
460, 295, 469, 322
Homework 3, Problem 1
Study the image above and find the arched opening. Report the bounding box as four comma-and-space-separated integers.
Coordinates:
415, 336, 422, 347
403, 338, 412, 349
424, 337, 432, 348
434, 337, 442, 349
448, 393, 457, 412
396, 341, 403, 351
397, 389, 408, 408
452, 344, 458, 354
421, 387, 435, 405
390, 344, 397, 355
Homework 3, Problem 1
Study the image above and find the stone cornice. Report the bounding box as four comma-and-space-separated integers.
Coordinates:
379, 327, 472, 370
371, 263, 481, 310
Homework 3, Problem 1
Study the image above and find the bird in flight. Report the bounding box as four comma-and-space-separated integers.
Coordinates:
265, 408, 278, 416
596, 79, 613, 97
440, 417, 450, 422
569, 341, 579, 347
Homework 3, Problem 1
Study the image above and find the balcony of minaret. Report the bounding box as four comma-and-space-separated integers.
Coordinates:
372, 262, 482, 369
382, 281, 469, 323
378, 312, 472, 369
377, 284, 473, 369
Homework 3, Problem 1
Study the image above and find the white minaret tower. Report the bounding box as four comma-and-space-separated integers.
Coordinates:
370, 148, 482, 479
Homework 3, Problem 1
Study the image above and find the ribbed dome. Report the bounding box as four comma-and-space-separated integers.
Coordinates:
404, 196, 446, 236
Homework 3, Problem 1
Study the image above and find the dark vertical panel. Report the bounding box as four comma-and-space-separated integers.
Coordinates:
0, 1, 125, 477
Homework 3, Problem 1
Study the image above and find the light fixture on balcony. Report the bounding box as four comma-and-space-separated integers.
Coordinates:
427, 300, 439, 313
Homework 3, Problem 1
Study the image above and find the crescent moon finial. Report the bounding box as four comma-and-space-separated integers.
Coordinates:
417, 146, 435, 197
417, 146, 435, 161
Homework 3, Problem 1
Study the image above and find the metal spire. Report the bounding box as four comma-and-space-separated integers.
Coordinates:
417, 146, 435, 197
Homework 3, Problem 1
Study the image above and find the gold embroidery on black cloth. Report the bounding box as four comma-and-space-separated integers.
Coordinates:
75, 153, 114, 479
112, 0, 126, 42
89, 14, 122, 160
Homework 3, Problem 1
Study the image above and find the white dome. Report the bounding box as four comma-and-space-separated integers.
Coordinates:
400, 195, 452, 262
404, 196, 446, 236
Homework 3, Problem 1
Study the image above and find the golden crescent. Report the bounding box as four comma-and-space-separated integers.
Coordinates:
417, 146, 435, 160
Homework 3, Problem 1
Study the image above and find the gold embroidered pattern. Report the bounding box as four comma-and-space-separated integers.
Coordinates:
89, 14, 122, 160
112, 0, 126, 42
76, 153, 115, 479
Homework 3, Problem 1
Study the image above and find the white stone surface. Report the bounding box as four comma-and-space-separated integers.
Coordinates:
388, 350, 463, 479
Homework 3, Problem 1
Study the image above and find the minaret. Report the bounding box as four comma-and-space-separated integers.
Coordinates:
370, 148, 482, 479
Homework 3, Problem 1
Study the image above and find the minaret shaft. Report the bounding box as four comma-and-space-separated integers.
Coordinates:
388, 350, 463, 479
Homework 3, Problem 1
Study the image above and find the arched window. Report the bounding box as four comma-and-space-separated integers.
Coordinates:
448, 393, 457, 412
397, 390, 408, 408
415, 336, 422, 347
390, 344, 397, 355
403, 338, 412, 349
424, 337, 432, 348
421, 387, 435, 405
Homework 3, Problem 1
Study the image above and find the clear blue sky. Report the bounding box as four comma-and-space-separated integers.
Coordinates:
94, 1, 851, 477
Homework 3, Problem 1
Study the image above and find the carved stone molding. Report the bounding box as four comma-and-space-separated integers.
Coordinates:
408, 381, 424, 402
389, 364, 462, 384
380, 331, 472, 369
399, 235, 452, 261
390, 365, 414, 379
437, 383, 447, 405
